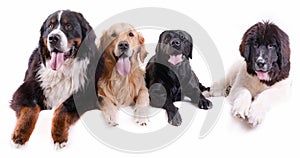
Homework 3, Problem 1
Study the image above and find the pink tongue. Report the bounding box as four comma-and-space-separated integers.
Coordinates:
256, 71, 268, 80
116, 57, 131, 76
168, 54, 183, 65
50, 53, 64, 71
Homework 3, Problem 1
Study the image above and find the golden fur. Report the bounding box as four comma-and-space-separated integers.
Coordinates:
97, 23, 149, 126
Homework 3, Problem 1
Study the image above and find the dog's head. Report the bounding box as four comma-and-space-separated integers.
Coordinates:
155, 30, 193, 66
99, 23, 147, 76
39, 10, 95, 71
239, 21, 290, 83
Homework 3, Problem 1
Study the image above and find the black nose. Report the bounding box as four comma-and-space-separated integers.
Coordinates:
118, 41, 129, 52
49, 34, 60, 45
256, 58, 266, 68
170, 39, 181, 47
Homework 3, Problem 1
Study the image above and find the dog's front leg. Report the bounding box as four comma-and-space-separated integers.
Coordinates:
52, 97, 79, 150
134, 86, 150, 126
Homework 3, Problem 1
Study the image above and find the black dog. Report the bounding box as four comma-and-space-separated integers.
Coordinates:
145, 30, 212, 126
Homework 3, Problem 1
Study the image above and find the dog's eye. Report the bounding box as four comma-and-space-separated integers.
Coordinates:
268, 44, 275, 49
129, 32, 134, 37
48, 24, 54, 30
111, 33, 117, 37
65, 24, 72, 31
164, 34, 171, 41
179, 35, 185, 40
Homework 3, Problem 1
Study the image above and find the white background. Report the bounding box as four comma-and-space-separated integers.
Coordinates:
0, 0, 299, 157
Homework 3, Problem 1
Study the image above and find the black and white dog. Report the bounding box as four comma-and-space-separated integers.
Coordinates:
145, 30, 212, 126
10, 10, 100, 149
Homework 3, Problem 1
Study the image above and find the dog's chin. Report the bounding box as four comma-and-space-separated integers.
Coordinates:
255, 70, 271, 81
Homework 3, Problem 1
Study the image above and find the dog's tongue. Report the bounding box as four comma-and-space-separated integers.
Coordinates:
50, 52, 64, 71
168, 54, 183, 65
116, 57, 131, 76
256, 71, 268, 80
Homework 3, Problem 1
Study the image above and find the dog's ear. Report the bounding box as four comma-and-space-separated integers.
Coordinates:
38, 17, 49, 67
98, 30, 108, 53
276, 26, 290, 70
155, 31, 166, 54
239, 40, 250, 62
138, 32, 148, 63
183, 40, 193, 59
239, 28, 252, 62
77, 13, 96, 43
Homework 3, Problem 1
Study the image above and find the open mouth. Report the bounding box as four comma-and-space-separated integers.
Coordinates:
168, 54, 183, 65
115, 52, 131, 76
255, 70, 271, 81
49, 46, 76, 71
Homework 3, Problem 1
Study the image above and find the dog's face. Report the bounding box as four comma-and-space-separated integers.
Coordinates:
156, 30, 193, 65
39, 10, 93, 71
239, 22, 290, 82
99, 23, 147, 76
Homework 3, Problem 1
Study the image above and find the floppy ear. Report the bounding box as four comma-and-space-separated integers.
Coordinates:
155, 31, 166, 54
276, 28, 290, 69
75, 12, 98, 60
184, 40, 193, 59
38, 18, 49, 67
98, 30, 108, 53
138, 32, 148, 63
239, 40, 250, 62
77, 13, 96, 42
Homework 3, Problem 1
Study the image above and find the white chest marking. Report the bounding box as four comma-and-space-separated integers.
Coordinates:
37, 58, 89, 109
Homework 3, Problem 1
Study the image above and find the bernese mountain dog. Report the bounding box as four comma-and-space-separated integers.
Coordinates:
10, 10, 100, 149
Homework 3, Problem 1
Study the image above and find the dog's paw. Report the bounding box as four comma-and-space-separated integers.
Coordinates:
134, 106, 149, 126
247, 104, 267, 128
167, 111, 182, 126
11, 139, 25, 149
102, 110, 118, 126
54, 142, 67, 150
231, 103, 250, 120
107, 119, 119, 127
135, 118, 148, 126
198, 98, 213, 110
11, 132, 29, 147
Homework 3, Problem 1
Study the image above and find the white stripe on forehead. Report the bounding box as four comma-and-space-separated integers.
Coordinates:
57, 10, 63, 29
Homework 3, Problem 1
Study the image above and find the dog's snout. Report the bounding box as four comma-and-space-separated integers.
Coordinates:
49, 34, 61, 45
170, 39, 181, 47
118, 41, 129, 52
256, 58, 266, 68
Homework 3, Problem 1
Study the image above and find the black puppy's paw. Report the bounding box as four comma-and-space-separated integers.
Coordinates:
198, 98, 213, 110
167, 110, 182, 126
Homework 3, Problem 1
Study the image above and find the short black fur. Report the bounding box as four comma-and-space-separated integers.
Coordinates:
145, 30, 212, 126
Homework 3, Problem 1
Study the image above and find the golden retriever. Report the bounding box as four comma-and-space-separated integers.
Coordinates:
97, 23, 149, 126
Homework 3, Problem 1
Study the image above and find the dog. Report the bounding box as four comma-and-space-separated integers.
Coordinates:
145, 30, 212, 126
203, 21, 291, 127
10, 10, 100, 149
97, 23, 149, 126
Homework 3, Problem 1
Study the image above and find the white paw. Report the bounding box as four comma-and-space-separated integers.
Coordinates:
134, 106, 149, 126
54, 142, 67, 150
247, 104, 267, 128
135, 118, 149, 126
231, 103, 250, 120
11, 140, 24, 149
102, 111, 118, 126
